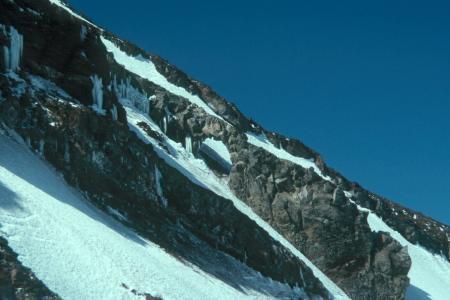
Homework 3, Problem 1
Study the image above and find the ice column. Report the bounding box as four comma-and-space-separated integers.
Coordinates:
90, 74, 105, 115
185, 136, 193, 153
80, 25, 87, 41
154, 166, 168, 207
2, 25, 23, 72
111, 104, 118, 121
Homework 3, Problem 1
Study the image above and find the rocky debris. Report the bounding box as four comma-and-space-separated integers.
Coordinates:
121, 283, 163, 300
0, 237, 60, 300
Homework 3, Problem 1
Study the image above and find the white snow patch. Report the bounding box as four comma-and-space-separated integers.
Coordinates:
100, 36, 223, 121
346, 195, 450, 300
200, 138, 233, 168
246, 132, 332, 182
27, 74, 72, 100
0, 133, 306, 300
122, 103, 348, 299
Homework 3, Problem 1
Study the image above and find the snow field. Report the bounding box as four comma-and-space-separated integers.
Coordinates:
0, 133, 306, 300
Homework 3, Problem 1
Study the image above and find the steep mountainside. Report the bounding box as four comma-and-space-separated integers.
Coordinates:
0, 1, 449, 299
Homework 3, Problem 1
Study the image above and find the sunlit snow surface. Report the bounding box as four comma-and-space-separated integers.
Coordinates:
47, 0, 98, 28
246, 133, 332, 182
201, 137, 233, 168
123, 102, 349, 300
0, 133, 309, 300
344, 192, 450, 300
100, 36, 223, 120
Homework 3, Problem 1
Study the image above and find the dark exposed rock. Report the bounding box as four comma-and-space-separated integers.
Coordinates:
227, 149, 411, 300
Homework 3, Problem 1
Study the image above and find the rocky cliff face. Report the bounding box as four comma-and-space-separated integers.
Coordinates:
0, 0, 448, 299
147, 87, 412, 300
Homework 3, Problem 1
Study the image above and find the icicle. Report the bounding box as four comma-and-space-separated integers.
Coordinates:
185, 136, 193, 153
92, 151, 103, 167
9, 27, 23, 71
111, 74, 150, 115
3, 46, 9, 71
154, 165, 168, 207
162, 117, 167, 134
90, 74, 105, 115
299, 186, 308, 200
154, 166, 163, 197
111, 104, 118, 121
80, 25, 87, 41
126, 77, 131, 98
64, 139, 70, 163
299, 269, 306, 287
143, 98, 150, 114
39, 139, 45, 156
2, 26, 23, 72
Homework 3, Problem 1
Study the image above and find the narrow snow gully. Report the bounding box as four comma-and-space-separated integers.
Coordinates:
345, 192, 450, 300
245, 132, 332, 182
47, 0, 99, 28
0, 132, 309, 300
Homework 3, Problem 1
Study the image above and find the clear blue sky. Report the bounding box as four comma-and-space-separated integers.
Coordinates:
68, 0, 450, 225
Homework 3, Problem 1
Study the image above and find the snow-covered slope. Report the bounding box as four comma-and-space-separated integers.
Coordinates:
345, 193, 450, 300
0, 132, 308, 300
